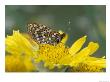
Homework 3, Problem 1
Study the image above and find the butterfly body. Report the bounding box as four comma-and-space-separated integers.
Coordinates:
27, 23, 65, 45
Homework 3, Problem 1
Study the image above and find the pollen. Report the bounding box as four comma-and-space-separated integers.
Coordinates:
36, 43, 70, 67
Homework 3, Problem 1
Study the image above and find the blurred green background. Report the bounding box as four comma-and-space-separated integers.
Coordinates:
5, 5, 106, 57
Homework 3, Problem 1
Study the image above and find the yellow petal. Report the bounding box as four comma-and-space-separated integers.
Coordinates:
70, 47, 90, 66
5, 30, 39, 57
24, 56, 36, 71
5, 55, 36, 72
84, 57, 106, 68
5, 55, 26, 72
59, 30, 68, 44
87, 42, 99, 55
69, 36, 87, 55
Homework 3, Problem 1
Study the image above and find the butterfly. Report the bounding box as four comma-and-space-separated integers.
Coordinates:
27, 22, 65, 45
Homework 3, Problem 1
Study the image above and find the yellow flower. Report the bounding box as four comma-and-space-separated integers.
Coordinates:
5, 55, 36, 72
36, 43, 70, 69
6, 30, 39, 57
5, 55, 26, 72
35, 35, 106, 72
5, 30, 106, 72
5, 30, 39, 72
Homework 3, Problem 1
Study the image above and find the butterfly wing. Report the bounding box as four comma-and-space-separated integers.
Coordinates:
27, 23, 65, 45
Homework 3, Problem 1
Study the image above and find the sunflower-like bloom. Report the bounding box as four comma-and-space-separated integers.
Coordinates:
5, 30, 39, 72
5, 30, 106, 72
35, 35, 106, 72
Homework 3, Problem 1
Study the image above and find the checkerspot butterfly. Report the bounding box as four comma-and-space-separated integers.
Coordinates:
27, 22, 65, 45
